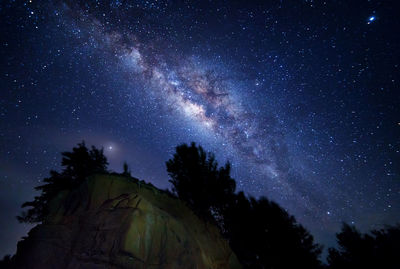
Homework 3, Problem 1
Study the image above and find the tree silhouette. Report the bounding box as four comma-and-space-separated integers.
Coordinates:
166, 142, 322, 268
166, 142, 236, 220
223, 192, 322, 269
122, 161, 131, 176
327, 223, 400, 269
0, 255, 15, 268
60, 141, 108, 182
18, 142, 108, 223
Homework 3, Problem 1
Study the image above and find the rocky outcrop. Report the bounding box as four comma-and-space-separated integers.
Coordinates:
14, 174, 241, 269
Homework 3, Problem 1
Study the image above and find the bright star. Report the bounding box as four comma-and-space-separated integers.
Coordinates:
367, 16, 375, 24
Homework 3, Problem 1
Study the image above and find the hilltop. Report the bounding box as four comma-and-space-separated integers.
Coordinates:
12, 174, 241, 269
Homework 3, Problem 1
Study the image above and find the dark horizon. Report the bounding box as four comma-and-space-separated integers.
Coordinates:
1, 0, 399, 259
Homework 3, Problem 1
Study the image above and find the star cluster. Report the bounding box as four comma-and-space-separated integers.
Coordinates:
0, 0, 399, 258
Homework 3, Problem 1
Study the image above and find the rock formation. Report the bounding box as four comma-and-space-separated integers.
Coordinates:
13, 174, 241, 269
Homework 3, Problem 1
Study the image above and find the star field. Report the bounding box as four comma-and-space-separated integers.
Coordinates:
0, 0, 399, 258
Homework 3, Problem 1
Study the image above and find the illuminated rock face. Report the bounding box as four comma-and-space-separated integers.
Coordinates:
14, 174, 241, 269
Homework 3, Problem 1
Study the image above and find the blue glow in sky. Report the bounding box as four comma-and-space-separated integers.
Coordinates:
368, 16, 376, 24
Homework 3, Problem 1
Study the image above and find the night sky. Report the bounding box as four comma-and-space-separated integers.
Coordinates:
1, 0, 399, 258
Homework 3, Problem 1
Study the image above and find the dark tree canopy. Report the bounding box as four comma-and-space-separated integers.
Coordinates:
60, 142, 108, 182
223, 192, 322, 269
166, 142, 236, 220
327, 223, 400, 269
166, 142, 322, 268
0, 255, 15, 269
18, 142, 108, 223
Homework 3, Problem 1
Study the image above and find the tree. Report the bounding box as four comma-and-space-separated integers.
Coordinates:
166, 142, 236, 220
327, 223, 400, 269
18, 142, 108, 223
60, 141, 108, 183
166, 142, 322, 268
122, 162, 131, 176
0, 255, 15, 269
223, 192, 322, 269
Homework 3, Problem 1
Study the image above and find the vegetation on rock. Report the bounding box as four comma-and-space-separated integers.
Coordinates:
17, 142, 108, 223
166, 142, 236, 221
167, 143, 322, 268
2, 141, 397, 269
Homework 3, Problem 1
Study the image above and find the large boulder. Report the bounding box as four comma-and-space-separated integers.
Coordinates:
14, 174, 241, 269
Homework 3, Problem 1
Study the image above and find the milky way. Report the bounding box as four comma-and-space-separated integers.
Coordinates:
64, 4, 294, 184
1, 0, 399, 258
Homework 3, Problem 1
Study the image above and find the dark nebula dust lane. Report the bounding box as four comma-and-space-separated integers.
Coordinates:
1, 0, 399, 257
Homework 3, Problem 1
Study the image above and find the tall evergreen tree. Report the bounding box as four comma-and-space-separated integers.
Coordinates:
166, 142, 236, 220
18, 142, 108, 223
166, 142, 322, 268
